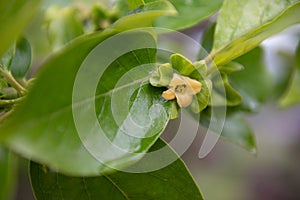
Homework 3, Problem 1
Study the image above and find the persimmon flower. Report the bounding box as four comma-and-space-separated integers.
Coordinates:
162, 74, 202, 107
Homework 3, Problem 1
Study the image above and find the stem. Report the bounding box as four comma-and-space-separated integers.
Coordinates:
0, 109, 13, 122
0, 67, 27, 96
0, 98, 23, 106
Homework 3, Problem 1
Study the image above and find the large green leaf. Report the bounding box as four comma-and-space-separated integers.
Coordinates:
0, 31, 171, 176
0, 146, 17, 200
30, 139, 203, 200
212, 0, 300, 66
0, 3, 176, 175
0, 0, 40, 57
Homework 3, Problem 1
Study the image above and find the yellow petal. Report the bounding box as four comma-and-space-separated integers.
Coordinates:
182, 76, 202, 94
169, 74, 185, 88
175, 93, 193, 107
162, 89, 176, 100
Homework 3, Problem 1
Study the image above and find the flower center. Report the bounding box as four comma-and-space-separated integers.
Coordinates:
175, 84, 187, 93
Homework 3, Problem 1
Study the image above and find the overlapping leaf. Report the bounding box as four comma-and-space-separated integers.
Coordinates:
212, 0, 300, 66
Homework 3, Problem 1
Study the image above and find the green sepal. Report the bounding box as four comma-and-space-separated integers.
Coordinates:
191, 60, 207, 79
171, 53, 195, 76
210, 74, 242, 106
219, 61, 244, 75
169, 101, 179, 119
191, 78, 212, 113
149, 63, 173, 87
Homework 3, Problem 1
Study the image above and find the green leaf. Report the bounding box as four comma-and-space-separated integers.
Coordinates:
112, 0, 177, 31
45, 6, 84, 50
0, 0, 40, 56
191, 78, 212, 113
279, 41, 300, 107
0, 146, 17, 200
149, 63, 173, 87
200, 108, 256, 153
219, 61, 244, 75
30, 139, 203, 200
127, 0, 145, 10
0, 30, 173, 176
212, 1, 300, 66
229, 47, 273, 111
0, 1, 177, 176
152, 0, 223, 30
171, 53, 195, 76
9, 37, 32, 78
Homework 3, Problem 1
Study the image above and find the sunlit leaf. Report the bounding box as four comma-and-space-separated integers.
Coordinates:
30, 139, 203, 200
212, 0, 300, 66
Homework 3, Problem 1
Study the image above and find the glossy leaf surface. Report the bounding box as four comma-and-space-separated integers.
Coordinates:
30, 139, 203, 200
0, 2, 176, 175
212, 1, 300, 66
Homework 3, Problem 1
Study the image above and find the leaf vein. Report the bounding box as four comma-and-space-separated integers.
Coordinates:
82, 177, 92, 200
104, 175, 130, 200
